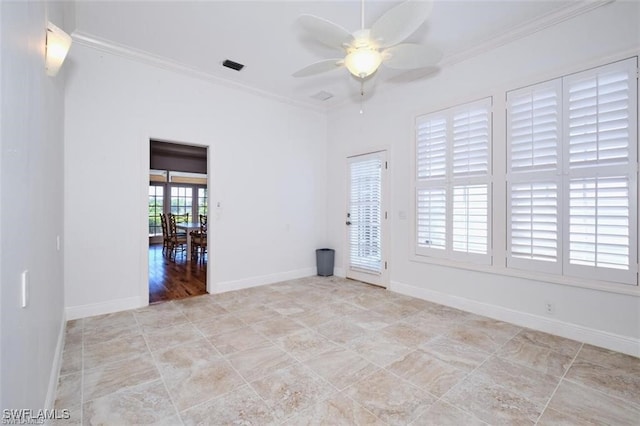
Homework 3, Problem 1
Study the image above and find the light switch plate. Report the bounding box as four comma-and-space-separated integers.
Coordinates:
21, 270, 29, 308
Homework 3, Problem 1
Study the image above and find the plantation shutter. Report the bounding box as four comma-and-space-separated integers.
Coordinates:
568, 177, 630, 270
415, 113, 448, 258
507, 80, 562, 272
349, 157, 383, 274
415, 98, 492, 263
451, 98, 491, 261
563, 58, 638, 284
452, 105, 490, 176
566, 65, 632, 168
509, 84, 560, 172
416, 116, 447, 179
452, 184, 488, 254
510, 182, 559, 262
417, 188, 446, 250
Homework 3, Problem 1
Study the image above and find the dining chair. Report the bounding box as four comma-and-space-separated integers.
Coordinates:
167, 213, 188, 260
173, 212, 189, 224
159, 213, 171, 256
190, 214, 207, 264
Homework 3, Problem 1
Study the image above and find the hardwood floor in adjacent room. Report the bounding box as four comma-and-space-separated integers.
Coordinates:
148, 243, 207, 304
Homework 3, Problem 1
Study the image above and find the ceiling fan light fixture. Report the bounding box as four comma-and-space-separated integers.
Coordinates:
345, 47, 382, 79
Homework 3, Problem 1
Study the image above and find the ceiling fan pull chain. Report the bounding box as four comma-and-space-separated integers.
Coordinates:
360, 81, 365, 114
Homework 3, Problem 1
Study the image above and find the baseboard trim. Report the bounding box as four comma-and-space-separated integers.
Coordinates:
44, 311, 67, 411
214, 268, 316, 294
390, 280, 640, 358
65, 296, 144, 320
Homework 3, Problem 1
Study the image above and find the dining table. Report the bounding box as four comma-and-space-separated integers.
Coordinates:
176, 222, 201, 261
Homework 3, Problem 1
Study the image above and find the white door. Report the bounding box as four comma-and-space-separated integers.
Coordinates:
346, 151, 388, 287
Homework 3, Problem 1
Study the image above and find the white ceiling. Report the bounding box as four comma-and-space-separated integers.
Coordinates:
70, 0, 603, 109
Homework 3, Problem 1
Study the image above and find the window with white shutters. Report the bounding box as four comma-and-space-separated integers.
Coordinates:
507, 57, 638, 285
563, 58, 638, 284
415, 98, 492, 263
507, 80, 562, 273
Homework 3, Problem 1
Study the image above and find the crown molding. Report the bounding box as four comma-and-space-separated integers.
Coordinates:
71, 0, 613, 113
71, 31, 327, 114
440, 0, 615, 67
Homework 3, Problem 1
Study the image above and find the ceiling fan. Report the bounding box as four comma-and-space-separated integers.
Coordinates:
292, 0, 442, 81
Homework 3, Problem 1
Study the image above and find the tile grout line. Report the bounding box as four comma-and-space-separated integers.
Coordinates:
553, 346, 640, 410
561, 374, 640, 411
255, 291, 393, 424
135, 309, 186, 426
533, 342, 585, 425
314, 290, 396, 425
430, 326, 525, 423
254, 306, 359, 422
328, 297, 473, 423
189, 311, 278, 420
250, 299, 387, 423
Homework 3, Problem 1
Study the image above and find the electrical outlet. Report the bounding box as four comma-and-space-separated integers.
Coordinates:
545, 302, 555, 315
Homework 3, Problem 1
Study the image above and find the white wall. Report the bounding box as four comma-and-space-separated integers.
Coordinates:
0, 0, 66, 410
64, 43, 327, 317
327, 1, 640, 355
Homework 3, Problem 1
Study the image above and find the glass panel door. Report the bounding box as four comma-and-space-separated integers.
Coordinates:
346, 151, 388, 287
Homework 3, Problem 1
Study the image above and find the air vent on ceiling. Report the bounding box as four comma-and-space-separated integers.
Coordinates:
222, 59, 245, 71
310, 91, 334, 101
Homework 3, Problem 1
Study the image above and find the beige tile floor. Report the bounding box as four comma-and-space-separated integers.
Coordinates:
54, 276, 640, 425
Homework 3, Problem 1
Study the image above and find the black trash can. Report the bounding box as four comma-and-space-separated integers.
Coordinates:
316, 248, 335, 276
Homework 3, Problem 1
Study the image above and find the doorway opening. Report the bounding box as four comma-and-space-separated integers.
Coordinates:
148, 140, 208, 303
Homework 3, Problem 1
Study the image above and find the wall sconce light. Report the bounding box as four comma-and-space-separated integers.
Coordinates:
45, 22, 72, 77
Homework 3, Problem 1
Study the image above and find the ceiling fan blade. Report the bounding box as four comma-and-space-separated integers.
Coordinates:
292, 59, 344, 77
297, 14, 354, 49
383, 43, 442, 70
370, 0, 434, 48
386, 67, 440, 84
